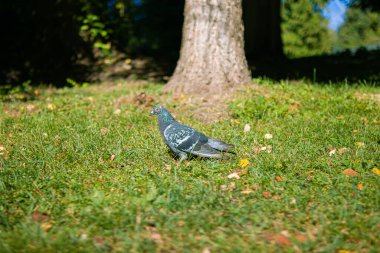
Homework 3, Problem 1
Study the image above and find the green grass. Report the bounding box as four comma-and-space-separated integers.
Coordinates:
0, 80, 379, 252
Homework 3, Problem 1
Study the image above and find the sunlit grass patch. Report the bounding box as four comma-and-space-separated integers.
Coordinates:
0, 80, 379, 252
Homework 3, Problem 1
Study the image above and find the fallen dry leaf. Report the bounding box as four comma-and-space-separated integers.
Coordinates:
338, 250, 355, 253
241, 189, 254, 194
101, 128, 108, 135
41, 222, 52, 231
228, 167, 248, 179
146, 226, 162, 243
114, 109, 121, 115
290, 198, 297, 204
244, 124, 251, 133
32, 210, 50, 222
342, 168, 359, 177
238, 159, 249, 168
265, 234, 291, 247
184, 161, 191, 167
295, 234, 308, 242
47, 104, 56, 110
280, 230, 291, 237
253, 145, 264, 154
202, 247, 211, 253
357, 183, 363, 191
275, 176, 284, 182
26, 104, 36, 112
264, 133, 273, 139
220, 182, 236, 191
79, 233, 89, 240
329, 148, 336, 156
338, 147, 349, 154
227, 172, 240, 179
0, 145, 5, 156
110, 154, 115, 161
262, 192, 272, 198
94, 236, 106, 244
372, 167, 380, 176
134, 92, 155, 107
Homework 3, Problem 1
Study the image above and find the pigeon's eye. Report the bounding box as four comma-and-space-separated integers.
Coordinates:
155, 108, 160, 112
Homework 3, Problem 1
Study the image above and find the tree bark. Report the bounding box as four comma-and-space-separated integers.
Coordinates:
165, 0, 250, 95
243, 0, 283, 61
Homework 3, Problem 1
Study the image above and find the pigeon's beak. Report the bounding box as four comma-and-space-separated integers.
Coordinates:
150, 110, 154, 116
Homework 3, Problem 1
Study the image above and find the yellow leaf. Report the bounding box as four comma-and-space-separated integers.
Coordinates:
338, 250, 354, 253
372, 167, 380, 176
239, 159, 249, 168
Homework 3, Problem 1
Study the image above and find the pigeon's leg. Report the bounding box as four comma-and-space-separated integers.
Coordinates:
174, 148, 188, 166
178, 152, 188, 162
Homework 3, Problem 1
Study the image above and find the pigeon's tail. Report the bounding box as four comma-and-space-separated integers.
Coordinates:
207, 139, 235, 154
190, 144, 224, 159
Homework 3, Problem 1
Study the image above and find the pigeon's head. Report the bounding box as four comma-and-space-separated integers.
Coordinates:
150, 105, 165, 116
150, 105, 175, 123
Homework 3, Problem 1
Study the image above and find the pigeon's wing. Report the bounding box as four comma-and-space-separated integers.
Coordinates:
163, 122, 196, 149
207, 138, 235, 153
165, 123, 223, 159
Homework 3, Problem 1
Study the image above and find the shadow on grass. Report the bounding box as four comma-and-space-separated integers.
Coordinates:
250, 50, 380, 85
1, 50, 379, 100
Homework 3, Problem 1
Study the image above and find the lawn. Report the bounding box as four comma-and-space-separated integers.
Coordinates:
0, 80, 379, 252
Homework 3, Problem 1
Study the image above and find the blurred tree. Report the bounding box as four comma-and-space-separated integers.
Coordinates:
336, 8, 380, 49
165, 0, 250, 95
349, 0, 380, 11
131, 0, 184, 58
243, 0, 284, 60
282, 0, 332, 58
0, 0, 90, 85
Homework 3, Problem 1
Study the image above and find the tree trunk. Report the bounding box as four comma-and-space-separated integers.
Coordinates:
243, 0, 283, 61
165, 0, 250, 95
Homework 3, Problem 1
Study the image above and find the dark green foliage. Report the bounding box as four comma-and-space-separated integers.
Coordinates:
282, 0, 332, 58
350, 0, 380, 11
0, 0, 91, 86
0, 0, 183, 87
336, 8, 380, 50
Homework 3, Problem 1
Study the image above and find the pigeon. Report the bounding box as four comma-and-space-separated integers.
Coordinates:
150, 105, 235, 161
